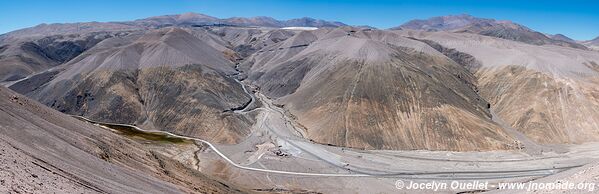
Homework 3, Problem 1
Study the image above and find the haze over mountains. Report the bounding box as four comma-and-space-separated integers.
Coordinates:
2, 12, 599, 193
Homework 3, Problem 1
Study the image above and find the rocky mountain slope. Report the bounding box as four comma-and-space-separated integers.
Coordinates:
11, 27, 255, 144
0, 31, 128, 82
548, 33, 576, 43
583, 36, 599, 51
399, 30, 599, 145
208, 27, 297, 58
0, 12, 344, 83
0, 22, 143, 39
0, 86, 246, 193
242, 27, 515, 151
394, 14, 588, 49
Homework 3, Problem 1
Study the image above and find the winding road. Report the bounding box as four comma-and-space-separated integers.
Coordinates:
73, 115, 370, 177
75, 115, 583, 180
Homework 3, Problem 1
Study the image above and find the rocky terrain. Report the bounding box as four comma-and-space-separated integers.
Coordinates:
0, 31, 129, 82
242, 27, 514, 150
0, 12, 345, 84
11, 27, 255, 144
583, 36, 599, 51
398, 30, 599, 145
0, 86, 246, 193
526, 162, 599, 194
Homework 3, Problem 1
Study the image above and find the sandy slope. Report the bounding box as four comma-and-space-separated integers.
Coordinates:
12, 27, 254, 145
398, 30, 599, 145
395, 14, 587, 49
0, 32, 122, 82
50, 27, 234, 82
243, 27, 515, 151
0, 86, 247, 193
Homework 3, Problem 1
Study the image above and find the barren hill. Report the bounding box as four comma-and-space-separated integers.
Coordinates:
0, 31, 127, 82
12, 27, 254, 144
583, 36, 599, 51
243, 27, 515, 151
0, 86, 246, 193
398, 30, 599, 145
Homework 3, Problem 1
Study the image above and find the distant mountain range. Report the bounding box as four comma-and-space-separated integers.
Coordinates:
2, 12, 596, 48
128, 12, 347, 28
393, 14, 589, 49
0, 12, 347, 39
547, 33, 576, 43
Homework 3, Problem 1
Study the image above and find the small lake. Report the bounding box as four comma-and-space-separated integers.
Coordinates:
73, 116, 192, 144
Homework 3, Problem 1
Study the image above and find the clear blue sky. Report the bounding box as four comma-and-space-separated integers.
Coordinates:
1, 0, 598, 40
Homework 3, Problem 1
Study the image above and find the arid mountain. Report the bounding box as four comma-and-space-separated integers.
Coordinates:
398, 30, 599, 145
0, 12, 344, 40
284, 17, 347, 28
6, 21, 520, 151
0, 86, 246, 193
583, 36, 599, 51
130, 12, 221, 28
5, 13, 599, 153
242, 27, 515, 151
548, 33, 576, 43
0, 31, 127, 82
0, 13, 343, 82
11, 27, 255, 144
222, 16, 284, 27
396, 14, 493, 31
0, 22, 143, 39
394, 14, 588, 49
210, 27, 297, 58
130, 12, 347, 28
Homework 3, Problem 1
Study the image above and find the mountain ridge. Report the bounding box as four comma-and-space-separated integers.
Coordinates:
243, 27, 515, 150
131, 12, 347, 28
583, 35, 599, 50
393, 14, 588, 49
1, 12, 347, 39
